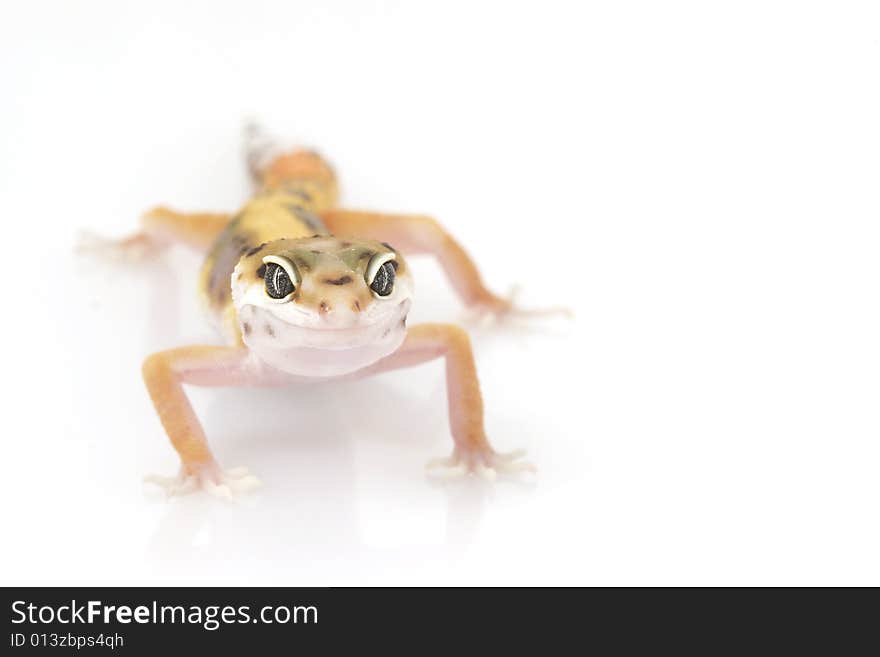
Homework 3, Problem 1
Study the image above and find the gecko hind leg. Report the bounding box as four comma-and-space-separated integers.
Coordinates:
78, 207, 232, 261
141, 345, 262, 500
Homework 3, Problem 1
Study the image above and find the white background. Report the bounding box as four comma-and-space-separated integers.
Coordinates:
1, 1, 879, 586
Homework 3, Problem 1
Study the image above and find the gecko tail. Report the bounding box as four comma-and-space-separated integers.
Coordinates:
241, 120, 339, 210
242, 120, 277, 186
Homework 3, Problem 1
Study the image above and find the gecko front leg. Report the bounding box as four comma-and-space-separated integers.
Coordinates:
360, 323, 535, 480
141, 345, 262, 498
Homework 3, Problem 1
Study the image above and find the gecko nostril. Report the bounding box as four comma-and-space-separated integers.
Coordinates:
351, 299, 361, 312
319, 300, 331, 314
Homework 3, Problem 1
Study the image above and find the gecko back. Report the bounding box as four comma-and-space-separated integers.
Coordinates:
200, 140, 341, 341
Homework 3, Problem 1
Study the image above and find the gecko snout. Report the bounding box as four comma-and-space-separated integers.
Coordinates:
314, 293, 372, 324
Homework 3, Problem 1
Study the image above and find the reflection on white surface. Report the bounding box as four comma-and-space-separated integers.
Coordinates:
52, 248, 568, 586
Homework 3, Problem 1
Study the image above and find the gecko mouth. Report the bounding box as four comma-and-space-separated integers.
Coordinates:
237, 299, 410, 377
240, 300, 410, 351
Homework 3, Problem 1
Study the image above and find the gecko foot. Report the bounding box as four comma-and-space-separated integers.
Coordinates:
144, 464, 262, 500
463, 285, 573, 328
426, 447, 536, 482
76, 229, 163, 262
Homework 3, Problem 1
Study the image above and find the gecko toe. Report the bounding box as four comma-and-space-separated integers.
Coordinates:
475, 463, 497, 482
425, 447, 535, 482
495, 448, 528, 462
227, 472, 262, 493
144, 465, 261, 500
495, 460, 537, 475
205, 480, 234, 501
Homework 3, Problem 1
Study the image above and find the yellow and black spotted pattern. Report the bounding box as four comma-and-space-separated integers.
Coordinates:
198, 150, 339, 335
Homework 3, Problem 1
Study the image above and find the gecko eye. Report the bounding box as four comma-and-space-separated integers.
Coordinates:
366, 253, 397, 297
262, 256, 298, 302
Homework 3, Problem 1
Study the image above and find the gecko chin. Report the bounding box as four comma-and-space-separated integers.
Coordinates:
238, 299, 410, 377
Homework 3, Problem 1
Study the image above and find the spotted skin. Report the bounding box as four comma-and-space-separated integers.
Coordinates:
199, 151, 339, 341
89, 140, 537, 497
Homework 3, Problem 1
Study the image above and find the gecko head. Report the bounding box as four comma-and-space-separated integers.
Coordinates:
231, 236, 413, 377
